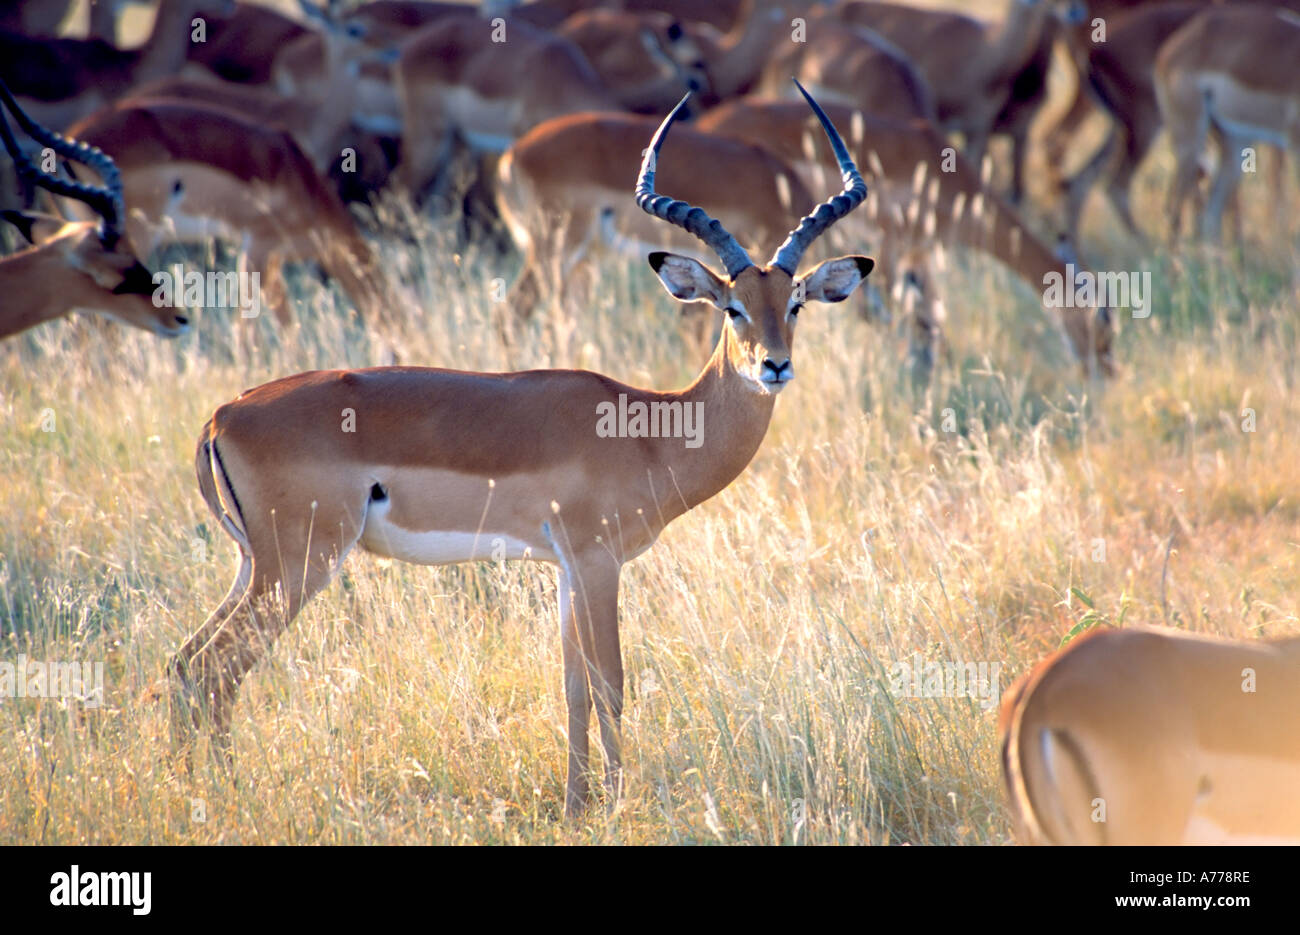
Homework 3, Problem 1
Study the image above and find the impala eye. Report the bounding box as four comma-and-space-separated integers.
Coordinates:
725, 307, 744, 321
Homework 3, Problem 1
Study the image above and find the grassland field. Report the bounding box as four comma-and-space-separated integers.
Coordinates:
2, 0, 1299, 844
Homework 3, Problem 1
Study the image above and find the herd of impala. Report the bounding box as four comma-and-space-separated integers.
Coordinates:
1, 0, 1298, 845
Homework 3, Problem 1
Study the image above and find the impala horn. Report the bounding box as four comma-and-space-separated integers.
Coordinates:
635, 92, 754, 278
768, 79, 868, 275
0, 79, 125, 248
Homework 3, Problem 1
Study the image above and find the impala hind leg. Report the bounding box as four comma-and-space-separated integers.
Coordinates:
1202, 132, 1247, 243
170, 495, 366, 758
555, 547, 623, 817
1159, 79, 1209, 244
168, 550, 252, 752
170, 559, 345, 755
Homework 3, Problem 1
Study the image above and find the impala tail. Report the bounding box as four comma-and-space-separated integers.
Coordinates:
195, 422, 251, 553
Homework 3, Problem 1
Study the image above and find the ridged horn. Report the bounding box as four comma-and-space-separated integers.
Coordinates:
635, 93, 753, 278
768, 79, 868, 275
0, 79, 125, 246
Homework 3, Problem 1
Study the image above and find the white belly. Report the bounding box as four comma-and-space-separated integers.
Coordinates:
359, 498, 544, 565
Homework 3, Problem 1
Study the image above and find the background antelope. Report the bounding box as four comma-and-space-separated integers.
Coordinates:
0, 80, 186, 338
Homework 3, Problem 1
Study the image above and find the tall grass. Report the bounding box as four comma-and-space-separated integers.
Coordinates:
2, 132, 1299, 844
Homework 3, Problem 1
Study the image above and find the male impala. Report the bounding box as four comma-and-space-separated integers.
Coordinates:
166, 83, 874, 816
0, 81, 186, 340
1155, 5, 1300, 241
1000, 626, 1300, 845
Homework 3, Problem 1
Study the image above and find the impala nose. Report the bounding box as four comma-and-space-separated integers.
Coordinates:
762, 357, 793, 384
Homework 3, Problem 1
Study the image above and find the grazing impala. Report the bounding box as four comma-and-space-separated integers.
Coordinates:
1000, 626, 1300, 845
556, 8, 710, 113
1056, 1, 1213, 245
65, 99, 394, 324
0, 81, 186, 340
756, 7, 937, 123
394, 15, 645, 197
1155, 5, 1300, 242
166, 83, 874, 816
126, 1, 382, 173
186, 2, 310, 86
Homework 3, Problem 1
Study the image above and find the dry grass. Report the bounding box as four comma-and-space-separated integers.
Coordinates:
3, 169, 1298, 844
3, 7, 1300, 838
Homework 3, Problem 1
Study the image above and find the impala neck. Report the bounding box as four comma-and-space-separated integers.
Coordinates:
947, 196, 1098, 364
669, 324, 778, 511
980, 0, 1053, 86
0, 246, 79, 338
947, 193, 1060, 290
135, 1, 208, 81
711, 0, 788, 99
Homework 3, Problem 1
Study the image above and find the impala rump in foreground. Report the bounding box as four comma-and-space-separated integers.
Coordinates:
167, 82, 874, 815
1000, 626, 1300, 845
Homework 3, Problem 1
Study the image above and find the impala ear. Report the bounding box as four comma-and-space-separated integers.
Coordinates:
798, 256, 874, 303
648, 252, 728, 308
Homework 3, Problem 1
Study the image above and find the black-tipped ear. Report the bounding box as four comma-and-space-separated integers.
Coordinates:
647, 252, 729, 306
0, 210, 38, 244
800, 255, 874, 303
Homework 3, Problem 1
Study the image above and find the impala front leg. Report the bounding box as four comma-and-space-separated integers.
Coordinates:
555, 545, 623, 817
